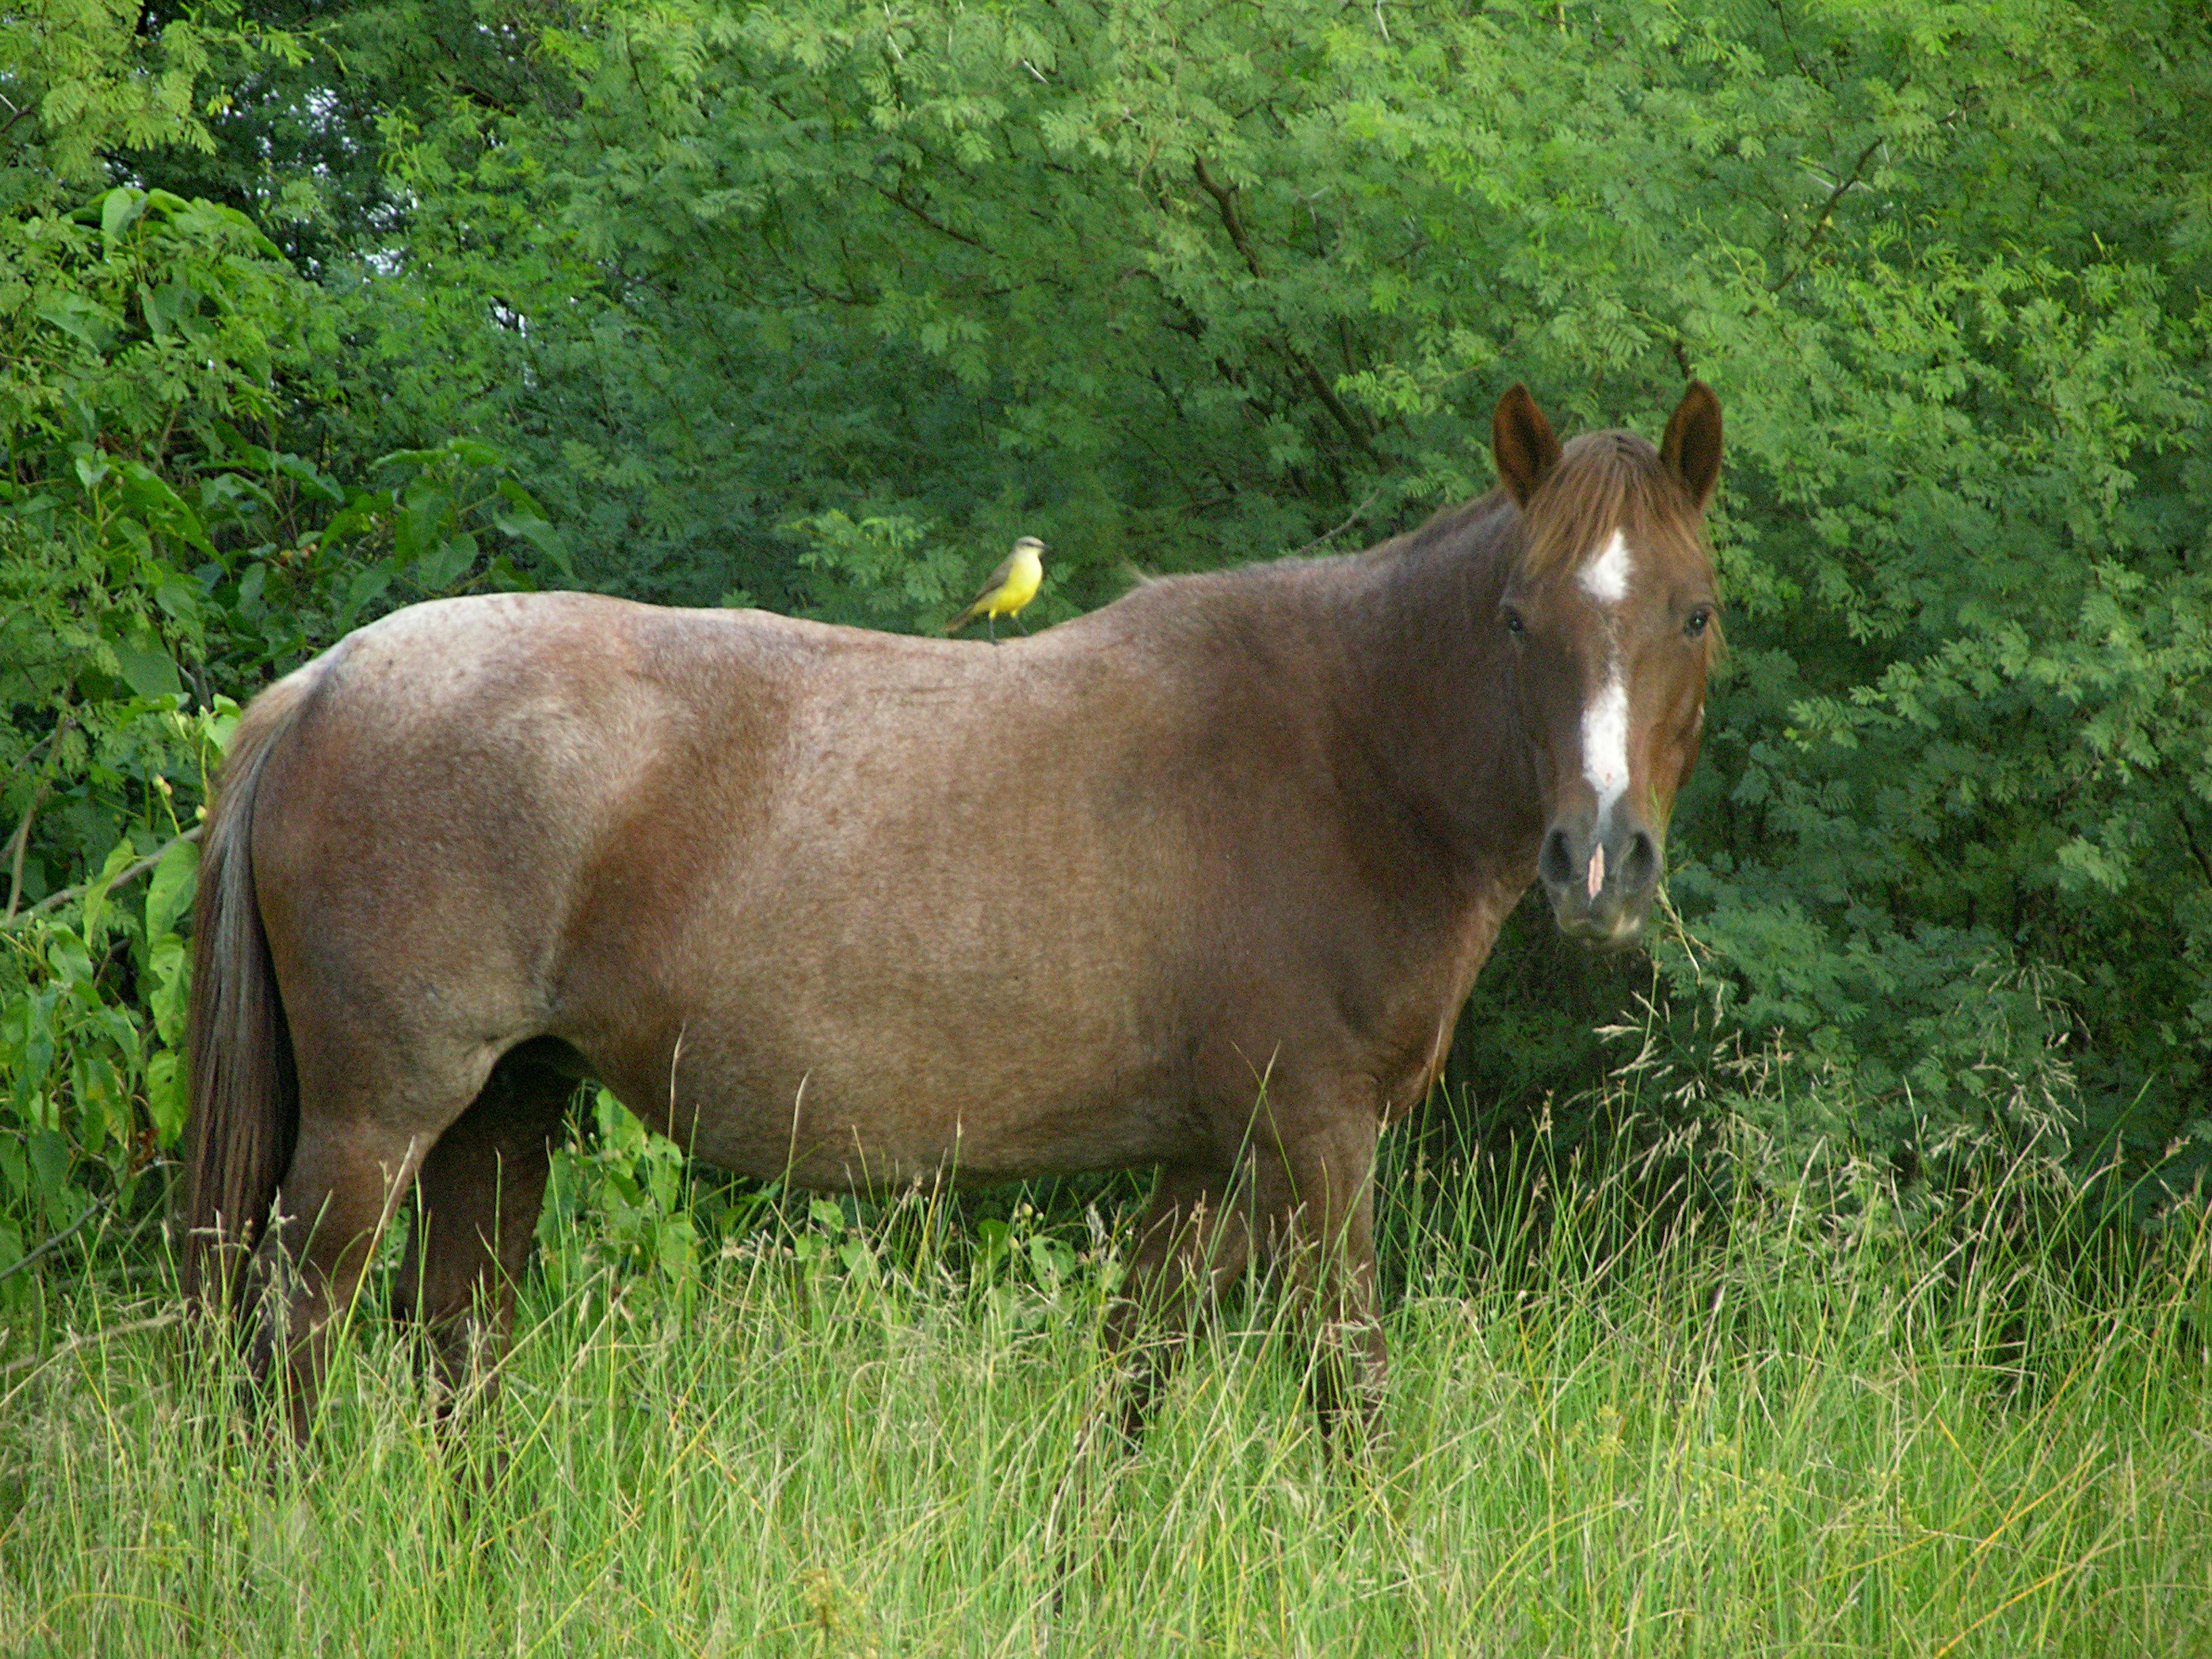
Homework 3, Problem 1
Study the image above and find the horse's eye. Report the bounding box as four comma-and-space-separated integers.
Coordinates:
1685, 607, 1711, 638
1503, 607, 1526, 637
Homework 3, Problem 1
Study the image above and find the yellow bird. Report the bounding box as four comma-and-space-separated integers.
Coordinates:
943, 537, 1048, 640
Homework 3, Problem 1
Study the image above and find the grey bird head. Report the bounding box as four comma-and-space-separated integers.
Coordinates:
1014, 536, 1049, 557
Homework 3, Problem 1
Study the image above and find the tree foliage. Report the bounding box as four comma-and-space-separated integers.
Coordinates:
5, 0, 2210, 1266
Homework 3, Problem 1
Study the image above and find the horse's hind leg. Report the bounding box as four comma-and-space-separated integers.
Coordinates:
247, 1088, 445, 1441
1100, 1162, 1254, 1446
246, 1009, 543, 1440
390, 1047, 575, 1409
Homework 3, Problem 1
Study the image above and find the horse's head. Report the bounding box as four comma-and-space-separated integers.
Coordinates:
1492, 381, 1723, 946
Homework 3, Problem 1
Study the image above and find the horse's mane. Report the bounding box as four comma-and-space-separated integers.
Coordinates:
1110, 426, 1708, 636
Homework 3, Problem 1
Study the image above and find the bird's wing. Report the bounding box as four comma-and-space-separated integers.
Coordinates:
966, 552, 1020, 605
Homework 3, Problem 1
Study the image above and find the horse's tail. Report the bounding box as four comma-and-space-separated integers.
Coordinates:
182, 670, 317, 1312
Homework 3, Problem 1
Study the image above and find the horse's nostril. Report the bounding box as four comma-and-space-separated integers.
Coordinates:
1539, 827, 1577, 888
1618, 828, 1660, 893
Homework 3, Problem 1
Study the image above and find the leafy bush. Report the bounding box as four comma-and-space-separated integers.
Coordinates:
538, 1088, 710, 1297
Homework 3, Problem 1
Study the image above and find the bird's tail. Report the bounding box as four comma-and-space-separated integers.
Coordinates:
943, 603, 981, 636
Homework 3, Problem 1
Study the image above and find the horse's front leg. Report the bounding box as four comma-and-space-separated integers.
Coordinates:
1254, 1113, 1389, 1452
1098, 1161, 1254, 1446
1041, 1161, 1252, 1604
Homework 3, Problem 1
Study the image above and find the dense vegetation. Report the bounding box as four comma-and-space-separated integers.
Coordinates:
3, 0, 2210, 1261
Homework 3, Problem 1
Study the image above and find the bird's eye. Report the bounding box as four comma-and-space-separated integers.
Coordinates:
1502, 607, 1526, 637
1685, 607, 1712, 638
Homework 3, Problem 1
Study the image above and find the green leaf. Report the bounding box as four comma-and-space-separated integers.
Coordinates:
270, 452, 346, 504
371, 447, 447, 472
836, 1236, 877, 1282
153, 578, 201, 625
393, 487, 450, 562
35, 295, 119, 354
108, 641, 182, 701
199, 472, 273, 519
147, 935, 188, 1048
210, 421, 273, 470
318, 489, 391, 548
413, 535, 478, 592
491, 505, 570, 577
494, 478, 548, 518
26, 1129, 70, 1202
441, 438, 506, 470
975, 1218, 1011, 1265
144, 838, 199, 942
98, 186, 148, 251
343, 564, 396, 623
7, 991, 56, 1110
144, 1050, 186, 1145
81, 840, 143, 945
69, 443, 110, 493
235, 560, 267, 617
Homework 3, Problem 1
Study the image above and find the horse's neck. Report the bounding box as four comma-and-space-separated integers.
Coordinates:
1325, 522, 1544, 881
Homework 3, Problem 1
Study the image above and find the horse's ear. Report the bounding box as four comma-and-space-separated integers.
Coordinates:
1492, 383, 1561, 509
1660, 380, 1723, 512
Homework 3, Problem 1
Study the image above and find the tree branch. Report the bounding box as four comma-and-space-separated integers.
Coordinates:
1294, 358, 1384, 464
1192, 156, 1383, 465
1283, 484, 1385, 558
2179, 804, 2212, 890
878, 184, 984, 249
1, 825, 204, 933
1193, 155, 1267, 281
0, 1311, 182, 1393
1770, 132, 1885, 293
0, 1197, 114, 1288
3, 777, 48, 924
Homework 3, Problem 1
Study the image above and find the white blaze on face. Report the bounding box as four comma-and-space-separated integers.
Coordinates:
1578, 530, 1635, 830
1580, 672, 1631, 820
1580, 529, 1633, 606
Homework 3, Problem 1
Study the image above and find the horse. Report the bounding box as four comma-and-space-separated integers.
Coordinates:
184, 381, 1725, 1443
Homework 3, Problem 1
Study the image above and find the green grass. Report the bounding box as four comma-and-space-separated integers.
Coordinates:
1, 1149, 2209, 1656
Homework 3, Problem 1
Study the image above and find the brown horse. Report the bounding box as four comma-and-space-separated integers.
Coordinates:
184, 381, 1723, 1441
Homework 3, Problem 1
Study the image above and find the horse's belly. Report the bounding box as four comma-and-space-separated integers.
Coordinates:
552, 865, 1208, 1186
670, 1071, 1193, 1193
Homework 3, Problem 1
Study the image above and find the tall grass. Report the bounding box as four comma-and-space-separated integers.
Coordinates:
1, 1121, 2208, 1656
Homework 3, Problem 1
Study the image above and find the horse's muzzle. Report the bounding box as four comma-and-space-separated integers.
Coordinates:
1538, 815, 1662, 946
